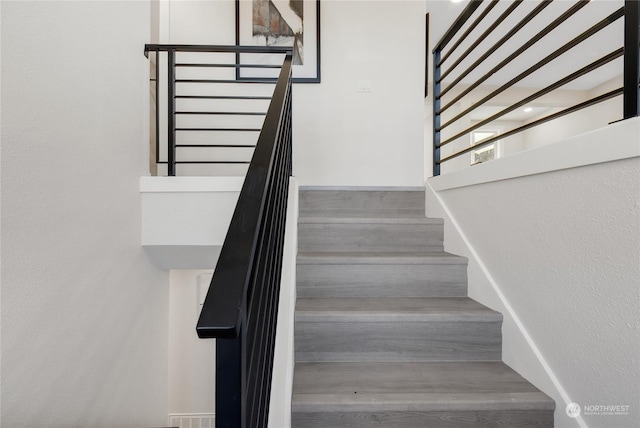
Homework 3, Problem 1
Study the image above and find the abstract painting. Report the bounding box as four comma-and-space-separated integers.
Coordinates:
237, 0, 320, 83
253, 0, 304, 65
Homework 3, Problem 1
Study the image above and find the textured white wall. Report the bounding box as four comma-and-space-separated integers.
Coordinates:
164, 0, 425, 186
426, 121, 640, 428
1, 2, 169, 426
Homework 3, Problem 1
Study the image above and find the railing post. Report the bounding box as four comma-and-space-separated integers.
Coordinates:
167, 49, 177, 176
433, 49, 441, 177
623, 0, 639, 119
155, 51, 160, 165
216, 331, 244, 428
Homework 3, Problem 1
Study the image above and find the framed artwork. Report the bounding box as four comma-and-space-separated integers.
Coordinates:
236, 0, 321, 83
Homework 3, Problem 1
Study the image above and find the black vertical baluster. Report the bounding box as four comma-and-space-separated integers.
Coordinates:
167, 49, 176, 176
623, 0, 639, 119
433, 49, 442, 177
241, 314, 248, 428
216, 331, 243, 428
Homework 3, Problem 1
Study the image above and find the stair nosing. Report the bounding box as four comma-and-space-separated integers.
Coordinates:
295, 296, 503, 323
291, 391, 555, 412
297, 252, 468, 265
298, 216, 443, 225
295, 297, 502, 323
295, 312, 502, 322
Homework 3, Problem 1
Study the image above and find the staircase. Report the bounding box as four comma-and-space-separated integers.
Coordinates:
291, 189, 555, 427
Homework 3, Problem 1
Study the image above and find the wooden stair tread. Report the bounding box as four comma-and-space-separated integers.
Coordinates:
295, 297, 502, 322
298, 215, 443, 224
292, 361, 554, 412
297, 252, 468, 264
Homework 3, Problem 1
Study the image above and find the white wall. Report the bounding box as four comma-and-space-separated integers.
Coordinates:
168, 270, 216, 415
1, 2, 169, 427
426, 119, 640, 428
522, 76, 624, 151
292, 1, 425, 186
163, 0, 425, 186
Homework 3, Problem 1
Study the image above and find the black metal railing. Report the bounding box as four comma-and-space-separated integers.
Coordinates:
193, 51, 292, 428
145, 45, 292, 176
432, 0, 640, 176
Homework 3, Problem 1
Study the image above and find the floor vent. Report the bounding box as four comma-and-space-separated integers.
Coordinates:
168, 413, 215, 428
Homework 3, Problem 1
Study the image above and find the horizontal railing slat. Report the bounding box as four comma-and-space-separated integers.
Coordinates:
437, 6, 625, 136
438, 0, 499, 66
438, 0, 552, 99
433, 0, 484, 53
439, 88, 623, 164
146, 44, 290, 175
438, 0, 523, 83
439, 0, 590, 104
438, 48, 624, 148
432, 0, 638, 176
176, 63, 283, 69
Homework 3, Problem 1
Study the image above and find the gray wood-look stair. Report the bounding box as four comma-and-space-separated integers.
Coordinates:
295, 297, 502, 362
292, 189, 554, 427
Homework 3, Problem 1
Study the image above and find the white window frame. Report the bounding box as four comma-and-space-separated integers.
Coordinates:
471, 129, 502, 165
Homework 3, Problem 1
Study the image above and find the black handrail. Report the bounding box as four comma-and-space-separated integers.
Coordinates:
432, 0, 640, 176
195, 52, 293, 428
145, 44, 292, 54
145, 44, 291, 176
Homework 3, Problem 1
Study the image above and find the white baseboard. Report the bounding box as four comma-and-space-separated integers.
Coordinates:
168, 413, 215, 428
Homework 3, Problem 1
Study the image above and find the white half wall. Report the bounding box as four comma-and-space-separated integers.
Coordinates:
140, 176, 243, 269
1, 1, 169, 426
426, 118, 640, 428
268, 178, 298, 428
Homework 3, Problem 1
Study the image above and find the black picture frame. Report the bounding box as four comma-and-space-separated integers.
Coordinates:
425, 12, 429, 98
236, 0, 321, 83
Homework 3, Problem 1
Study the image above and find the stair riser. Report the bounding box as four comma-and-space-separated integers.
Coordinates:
297, 263, 467, 298
292, 410, 554, 428
298, 223, 444, 253
299, 190, 425, 217
295, 321, 502, 362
